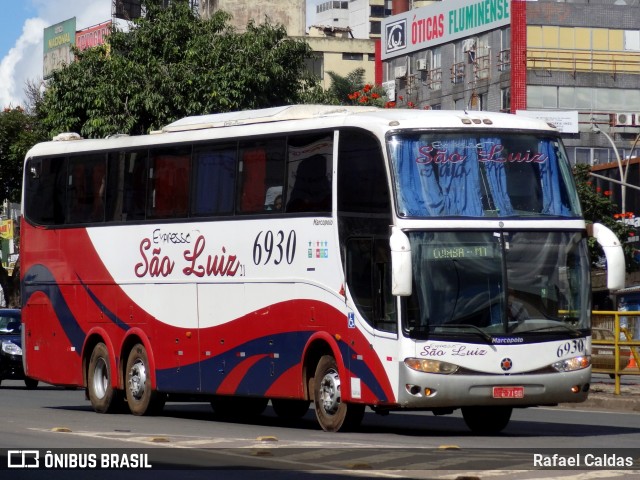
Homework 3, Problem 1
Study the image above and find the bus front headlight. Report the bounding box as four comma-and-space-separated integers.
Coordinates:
404, 358, 459, 374
551, 355, 590, 372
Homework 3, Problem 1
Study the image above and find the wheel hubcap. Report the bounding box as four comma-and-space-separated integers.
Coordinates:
128, 359, 146, 400
319, 368, 341, 415
93, 358, 108, 399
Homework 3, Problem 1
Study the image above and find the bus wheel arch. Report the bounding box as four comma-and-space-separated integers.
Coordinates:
121, 335, 165, 416
85, 337, 124, 413
301, 334, 341, 402
302, 335, 365, 432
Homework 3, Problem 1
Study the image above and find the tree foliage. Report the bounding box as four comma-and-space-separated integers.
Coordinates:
573, 164, 636, 271
0, 107, 47, 202
326, 68, 367, 105
40, 1, 318, 137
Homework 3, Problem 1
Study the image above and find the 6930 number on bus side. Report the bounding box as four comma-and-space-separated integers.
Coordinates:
253, 230, 297, 266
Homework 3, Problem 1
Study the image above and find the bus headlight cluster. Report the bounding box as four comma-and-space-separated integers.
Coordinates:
551, 355, 590, 372
404, 358, 459, 374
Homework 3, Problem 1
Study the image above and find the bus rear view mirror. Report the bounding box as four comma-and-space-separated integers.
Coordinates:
390, 226, 412, 296
589, 222, 625, 291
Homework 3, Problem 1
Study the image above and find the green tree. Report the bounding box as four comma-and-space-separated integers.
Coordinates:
0, 106, 47, 202
40, 1, 318, 137
326, 68, 367, 105
573, 164, 635, 271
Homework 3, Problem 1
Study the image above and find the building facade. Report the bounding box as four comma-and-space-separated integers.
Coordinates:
380, 0, 640, 167
200, 0, 306, 36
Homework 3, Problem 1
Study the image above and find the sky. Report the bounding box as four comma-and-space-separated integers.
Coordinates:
0, 0, 111, 109
0, 1, 319, 109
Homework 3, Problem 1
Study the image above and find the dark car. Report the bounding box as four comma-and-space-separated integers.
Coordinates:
0, 309, 38, 389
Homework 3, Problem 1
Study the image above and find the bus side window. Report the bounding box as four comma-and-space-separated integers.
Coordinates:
25, 157, 66, 225
346, 238, 397, 332
286, 154, 331, 213
238, 148, 267, 213
120, 150, 148, 221
66, 154, 106, 224
191, 145, 236, 217
237, 138, 286, 215
147, 147, 190, 219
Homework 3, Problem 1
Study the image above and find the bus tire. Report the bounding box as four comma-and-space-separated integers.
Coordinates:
271, 399, 311, 420
88, 342, 118, 413
461, 406, 512, 434
125, 343, 165, 416
24, 377, 39, 389
313, 355, 365, 432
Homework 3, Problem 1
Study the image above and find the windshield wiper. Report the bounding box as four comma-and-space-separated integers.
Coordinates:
437, 324, 493, 343
522, 323, 582, 337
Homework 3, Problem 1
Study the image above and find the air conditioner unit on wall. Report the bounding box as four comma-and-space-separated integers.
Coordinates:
613, 112, 634, 126
416, 59, 428, 71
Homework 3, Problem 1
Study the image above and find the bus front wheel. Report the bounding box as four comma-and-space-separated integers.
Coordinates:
125, 344, 165, 416
87, 343, 119, 413
313, 355, 365, 432
461, 406, 512, 434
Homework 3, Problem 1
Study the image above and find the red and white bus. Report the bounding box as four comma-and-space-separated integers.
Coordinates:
21, 105, 624, 433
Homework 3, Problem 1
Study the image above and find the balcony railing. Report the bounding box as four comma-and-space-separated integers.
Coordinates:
527, 48, 640, 78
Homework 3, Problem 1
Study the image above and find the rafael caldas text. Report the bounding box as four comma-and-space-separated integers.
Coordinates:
533, 453, 634, 468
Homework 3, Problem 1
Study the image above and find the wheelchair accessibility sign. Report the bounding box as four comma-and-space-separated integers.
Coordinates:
348, 312, 356, 329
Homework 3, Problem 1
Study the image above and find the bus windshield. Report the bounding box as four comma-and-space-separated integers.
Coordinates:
388, 132, 581, 218
404, 231, 591, 339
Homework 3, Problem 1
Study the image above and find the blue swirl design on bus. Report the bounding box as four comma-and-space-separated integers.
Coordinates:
24, 264, 390, 402
22, 264, 86, 355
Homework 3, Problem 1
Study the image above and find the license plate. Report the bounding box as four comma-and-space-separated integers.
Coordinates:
493, 386, 524, 398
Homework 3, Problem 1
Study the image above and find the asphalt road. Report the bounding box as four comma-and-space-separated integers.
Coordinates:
0, 378, 639, 479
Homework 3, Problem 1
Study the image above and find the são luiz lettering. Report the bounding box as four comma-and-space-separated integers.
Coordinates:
533, 453, 634, 468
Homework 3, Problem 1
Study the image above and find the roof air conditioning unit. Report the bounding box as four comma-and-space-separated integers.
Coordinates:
416, 59, 428, 71
613, 112, 633, 126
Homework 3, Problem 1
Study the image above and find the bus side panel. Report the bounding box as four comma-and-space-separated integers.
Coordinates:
22, 290, 83, 386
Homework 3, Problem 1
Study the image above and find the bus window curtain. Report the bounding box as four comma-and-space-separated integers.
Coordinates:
538, 140, 570, 216
240, 148, 266, 213
152, 155, 189, 218
396, 139, 442, 216
396, 138, 483, 217
437, 138, 483, 216
194, 151, 235, 215
480, 137, 514, 216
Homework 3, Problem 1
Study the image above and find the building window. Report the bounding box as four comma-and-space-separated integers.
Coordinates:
342, 53, 364, 61
371, 5, 385, 17
526, 86, 557, 109
624, 30, 640, 51
501, 87, 511, 112
499, 27, 511, 72
370, 21, 381, 35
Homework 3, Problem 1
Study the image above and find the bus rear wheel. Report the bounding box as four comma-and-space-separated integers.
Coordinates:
313, 355, 365, 432
87, 342, 120, 413
125, 343, 165, 416
461, 406, 512, 434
